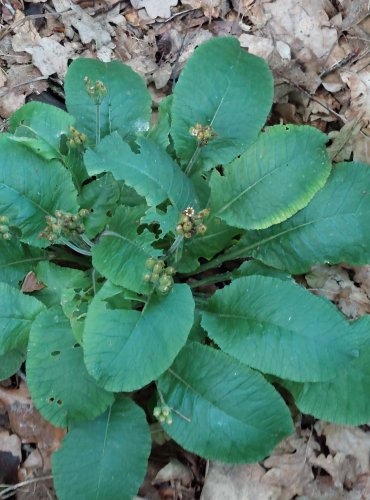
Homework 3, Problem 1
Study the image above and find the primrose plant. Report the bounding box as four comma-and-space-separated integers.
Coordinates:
1, 37, 370, 499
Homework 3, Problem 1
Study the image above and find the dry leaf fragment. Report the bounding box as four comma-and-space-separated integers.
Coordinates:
0, 430, 22, 483
130, 0, 178, 19
0, 382, 65, 471
21, 272, 46, 293
152, 458, 193, 486
315, 422, 370, 475
201, 461, 281, 500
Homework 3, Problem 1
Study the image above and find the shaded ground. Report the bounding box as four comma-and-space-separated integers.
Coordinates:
1, 0, 370, 498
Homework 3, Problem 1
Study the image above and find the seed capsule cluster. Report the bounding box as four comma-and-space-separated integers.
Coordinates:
153, 405, 173, 425
189, 123, 216, 145
0, 216, 11, 240
176, 207, 210, 239
143, 258, 175, 295
39, 209, 90, 242
67, 126, 87, 149
84, 77, 107, 105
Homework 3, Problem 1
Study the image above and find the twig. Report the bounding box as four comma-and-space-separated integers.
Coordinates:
0, 476, 53, 499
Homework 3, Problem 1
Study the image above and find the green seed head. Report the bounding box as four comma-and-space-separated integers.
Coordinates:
150, 272, 160, 283
153, 406, 161, 418
143, 273, 151, 282
162, 405, 170, 417
184, 232, 192, 239
146, 257, 156, 270
2, 232, 11, 240
176, 225, 184, 235
196, 224, 207, 235
153, 261, 165, 273
165, 266, 176, 276
166, 415, 173, 425
159, 275, 173, 287
158, 414, 166, 423
0, 225, 9, 233
0, 216, 9, 224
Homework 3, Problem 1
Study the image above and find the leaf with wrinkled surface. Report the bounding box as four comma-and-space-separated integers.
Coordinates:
240, 163, 370, 273
158, 343, 293, 462
27, 306, 113, 427
65, 58, 151, 144
171, 37, 273, 172
52, 398, 151, 500
84, 282, 194, 391
210, 125, 331, 230
0, 282, 45, 355
201, 276, 357, 382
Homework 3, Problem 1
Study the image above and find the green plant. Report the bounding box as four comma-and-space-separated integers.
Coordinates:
1, 36, 370, 498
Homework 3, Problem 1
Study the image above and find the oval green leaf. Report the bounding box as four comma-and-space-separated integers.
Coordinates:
0, 135, 78, 247
64, 58, 151, 144
285, 316, 370, 425
211, 125, 331, 229
52, 397, 151, 500
0, 282, 45, 355
171, 37, 273, 172
157, 342, 293, 463
9, 101, 74, 160
0, 350, 24, 381
84, 283, 194, 391
27, 306, 113, 427
201, 276, 357, 382
84, 133, 198, 211
241, 162, 370, 273
92, 205, 161, 294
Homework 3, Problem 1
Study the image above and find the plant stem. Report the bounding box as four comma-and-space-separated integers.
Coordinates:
188, 271, 233, 289
183, 243, 253, 276
185, 144, 201, 176
61, 238, 92, 257
80, 233, 94, 247
166, 234, 183, 256
96, 103, 101, 145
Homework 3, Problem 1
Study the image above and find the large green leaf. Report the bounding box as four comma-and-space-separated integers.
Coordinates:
0, 350, 24, 381
92, 205, 161, 294
177, 216, 240, 273
34, 261, 90, 308
285, 316, 370, 425
27, 306, 113, 427
0, 240, 44, 286
64, 58, 151, 144
78, 173, 120, 238
240, 162, 370, 273
52, 397, 151, 500
210, 125, 331, 230
84, 282, 194, 391
0, 282, 45, 355
0, 135, 78, 247
9, 101, 74, 160
171, 37, 273, 172
84, 134, 198, 212
201, 276, 357, 382
157, 343, 293, 462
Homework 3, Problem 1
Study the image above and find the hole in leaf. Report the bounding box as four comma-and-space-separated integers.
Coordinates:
51, 350, 61, 357
73, 343, 81, 348
49, 397, 55, 403
57, 399, 62, 406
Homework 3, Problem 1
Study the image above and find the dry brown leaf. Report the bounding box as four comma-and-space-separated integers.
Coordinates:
263, 0, 337, 63
315, 422, 370, 475
342, 0, 370, 30
130, 0, 178, 19
201, 462, 281, 500
0, 429, 22, 483
0, 382, 65, 472
309, 452, 357, 489
29, 37, 70, 77
181, 0, 229, 18
305, 264, 370, 319
262, 431, 318, 499
152, 458, 193, 486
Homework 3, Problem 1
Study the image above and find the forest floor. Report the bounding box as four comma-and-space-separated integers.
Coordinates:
1, 0, 370, 498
